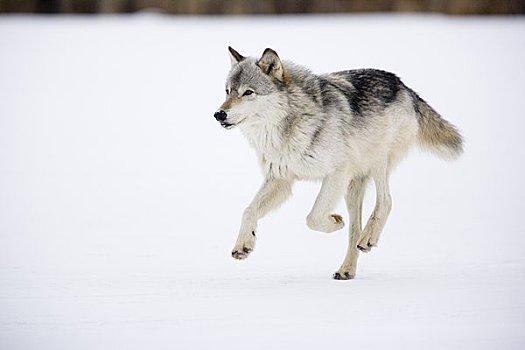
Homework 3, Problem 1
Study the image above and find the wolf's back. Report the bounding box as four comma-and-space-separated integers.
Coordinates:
410, 90, 464, 160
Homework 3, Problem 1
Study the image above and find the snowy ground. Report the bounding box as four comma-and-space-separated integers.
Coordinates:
1, 13, 525, 349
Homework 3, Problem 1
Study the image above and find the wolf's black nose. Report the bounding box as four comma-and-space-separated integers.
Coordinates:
214, 110, 227, 122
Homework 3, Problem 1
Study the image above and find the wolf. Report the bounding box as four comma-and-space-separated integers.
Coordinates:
214, 47, 463, 280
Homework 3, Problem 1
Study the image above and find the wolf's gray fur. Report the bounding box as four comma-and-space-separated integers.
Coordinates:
215, 47, 463, 280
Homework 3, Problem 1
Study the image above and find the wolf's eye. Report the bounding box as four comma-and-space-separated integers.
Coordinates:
243, 90, 254, 96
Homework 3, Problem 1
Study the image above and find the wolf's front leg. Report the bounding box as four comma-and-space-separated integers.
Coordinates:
306, 168, 349, 233
232, 178, 292, 259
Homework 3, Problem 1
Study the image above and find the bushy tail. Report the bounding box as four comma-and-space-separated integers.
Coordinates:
412, 91, 464, 160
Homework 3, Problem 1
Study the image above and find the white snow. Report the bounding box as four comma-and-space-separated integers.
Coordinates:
1, 14, 525, 349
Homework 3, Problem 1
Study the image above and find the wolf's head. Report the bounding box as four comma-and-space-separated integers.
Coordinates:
214, 47, 287, 130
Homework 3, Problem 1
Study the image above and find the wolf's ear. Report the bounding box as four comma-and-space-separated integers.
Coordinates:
228, 46, 245, 66
257, 48, 284, 82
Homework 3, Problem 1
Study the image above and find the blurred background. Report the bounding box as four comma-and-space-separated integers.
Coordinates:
1, 0, 525, 15
1, 1, 525, 349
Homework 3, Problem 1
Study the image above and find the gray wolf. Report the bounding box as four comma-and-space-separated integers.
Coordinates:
214, 47, 463, 280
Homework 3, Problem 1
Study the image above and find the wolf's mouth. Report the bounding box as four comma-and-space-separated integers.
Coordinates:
220, 116, 247, 130
220, 122, 235, 129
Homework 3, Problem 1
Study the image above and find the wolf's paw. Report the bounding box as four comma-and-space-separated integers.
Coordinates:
231, 231, 256, 260
333, 269, 355, 280
356, 232, 377, 253
331, 214, 344, 225
231, 246, 253, 259
306, 214, 345, 233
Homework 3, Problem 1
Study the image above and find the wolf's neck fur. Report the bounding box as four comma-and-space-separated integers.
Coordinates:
240, 107, 303, 179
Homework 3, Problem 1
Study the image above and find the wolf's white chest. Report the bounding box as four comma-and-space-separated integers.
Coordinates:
241, 123, 334, 180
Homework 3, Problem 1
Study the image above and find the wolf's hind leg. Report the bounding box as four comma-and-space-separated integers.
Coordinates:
357, 165, 392, 252
334, 174, 369, 280
232, 178, 292, 260
306, 168, 349, 233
